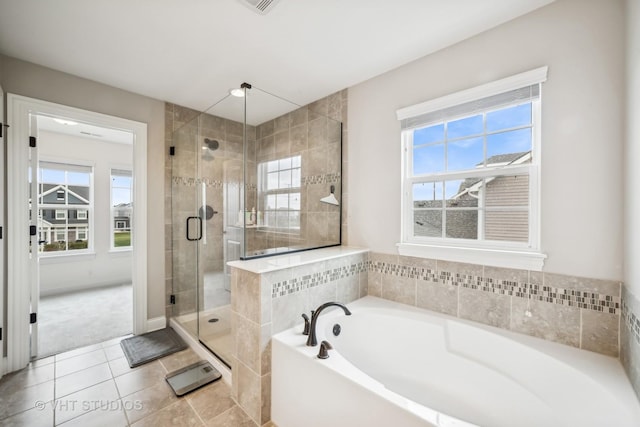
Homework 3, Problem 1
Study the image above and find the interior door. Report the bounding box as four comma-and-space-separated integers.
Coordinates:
28, 113, 40, 358
0, 86, 5, 377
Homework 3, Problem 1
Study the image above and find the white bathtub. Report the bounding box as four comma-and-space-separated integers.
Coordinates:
272, 296, 640, 427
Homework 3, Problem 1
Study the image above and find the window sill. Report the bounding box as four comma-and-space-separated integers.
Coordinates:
396, 243, 546, 271
39, 252, 97, 264
109, 248, 133, 255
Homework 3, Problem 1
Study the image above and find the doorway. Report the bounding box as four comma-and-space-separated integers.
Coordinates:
6, 95, 148, 372
34, 115, 134, 357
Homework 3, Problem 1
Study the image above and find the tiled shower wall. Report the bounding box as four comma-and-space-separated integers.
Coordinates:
165, 90, 349, 320
622, 287, 640, 400
368, 252, 622, 357
164, 102, 253, 318
246, 90, 347, 253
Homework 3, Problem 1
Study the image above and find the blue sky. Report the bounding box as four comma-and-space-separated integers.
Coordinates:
412, 102, 532, 201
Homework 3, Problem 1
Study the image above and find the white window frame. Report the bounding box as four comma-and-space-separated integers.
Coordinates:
76, 209, 87, 220
110, 168, 133, 251
39, 159, 94, 256
258, 156, 302, 234
55, 209, 66, 220
397, 67, 548, 271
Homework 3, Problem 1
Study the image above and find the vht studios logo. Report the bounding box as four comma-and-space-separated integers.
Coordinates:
35, 400, 143, 411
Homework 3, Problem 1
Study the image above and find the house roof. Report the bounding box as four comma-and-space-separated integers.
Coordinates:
40, 184, 90, 205
454, 151, 531, 198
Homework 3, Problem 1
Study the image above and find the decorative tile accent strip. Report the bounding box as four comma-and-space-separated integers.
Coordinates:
272, 260, 367, 298
302, 173, 341, 186
369, 260, 620, 315
622, 298, 640, 345
172, 176, 223, 188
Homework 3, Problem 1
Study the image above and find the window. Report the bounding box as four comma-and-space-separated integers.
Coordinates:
111, 169, 132, 249
55, 230, 66, 242
258, 156, 301, 233
38, 161, 92, 254
397, 67, 548, 270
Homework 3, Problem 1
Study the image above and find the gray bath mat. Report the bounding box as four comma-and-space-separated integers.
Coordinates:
120, 328, 188, 368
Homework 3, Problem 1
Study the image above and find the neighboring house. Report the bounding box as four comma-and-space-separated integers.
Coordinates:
415, 151, 531, 241
38, 184, 90, 246
113, 202, 132, 231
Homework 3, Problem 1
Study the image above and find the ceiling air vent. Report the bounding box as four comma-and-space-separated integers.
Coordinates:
238, 0, 281, 15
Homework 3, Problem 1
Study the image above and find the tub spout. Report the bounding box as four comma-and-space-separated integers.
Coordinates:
306, 302, 351, 347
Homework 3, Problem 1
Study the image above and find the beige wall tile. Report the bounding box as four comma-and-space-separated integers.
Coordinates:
233, 269, 261, 324
581, 310, 619, 357
511, 298, 580, 347
381, 275, 416, 306
620, 319, 640, 401
261, 374, 271, 425
544, 272, 620, 296
459, 287, 510, 329
416, 280, 458, 316
367, 270, 382, 297
236, 362, 261, 424
235, 314, 261, 373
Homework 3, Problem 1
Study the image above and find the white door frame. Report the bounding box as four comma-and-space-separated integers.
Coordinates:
0, 86, 5, 379
7, 94, 148, 372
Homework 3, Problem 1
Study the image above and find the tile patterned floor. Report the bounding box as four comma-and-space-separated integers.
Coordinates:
0, 336, 265, 427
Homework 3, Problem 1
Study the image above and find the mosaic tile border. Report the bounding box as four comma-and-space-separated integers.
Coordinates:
369, 260, 621, 314
302, 173, 341, 186
623, 297, 640, 345
172, 176, 223, 188
272, 261, 367, 298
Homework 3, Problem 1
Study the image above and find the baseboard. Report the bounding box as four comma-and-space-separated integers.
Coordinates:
40, 282, 132, 297
146, 316, 167, 332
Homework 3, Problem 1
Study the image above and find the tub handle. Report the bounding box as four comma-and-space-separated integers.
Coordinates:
302, 314, 310, 336
317, 341, 333, 359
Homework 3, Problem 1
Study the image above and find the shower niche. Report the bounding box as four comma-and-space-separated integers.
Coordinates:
169, 84, 343, 367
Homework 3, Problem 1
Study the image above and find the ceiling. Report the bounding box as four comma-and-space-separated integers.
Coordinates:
0, 0, 555, 124
37, 115, 134, 145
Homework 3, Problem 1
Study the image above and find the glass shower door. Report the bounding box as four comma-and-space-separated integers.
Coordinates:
171, 116, 200, 339
171, 103, 243, 368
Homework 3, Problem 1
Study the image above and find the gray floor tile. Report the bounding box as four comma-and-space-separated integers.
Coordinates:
55, 363, 112, 399
54, 380, 120, 425
55, 349, 107, 378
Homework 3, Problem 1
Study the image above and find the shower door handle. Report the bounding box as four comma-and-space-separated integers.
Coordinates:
186, 216, 203, 241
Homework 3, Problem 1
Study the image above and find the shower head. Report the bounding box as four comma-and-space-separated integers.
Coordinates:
203, 138, 219, 151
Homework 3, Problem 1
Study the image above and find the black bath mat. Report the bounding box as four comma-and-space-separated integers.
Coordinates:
120, 327, 188, 368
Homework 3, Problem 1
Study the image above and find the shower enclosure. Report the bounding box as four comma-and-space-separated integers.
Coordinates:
170, 85, 343, 367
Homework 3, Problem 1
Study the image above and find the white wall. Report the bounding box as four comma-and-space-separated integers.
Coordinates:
625, 0, 640, 295
38, 130, 132, 295
348, 0, 625, 280
0, 55, 165, 317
